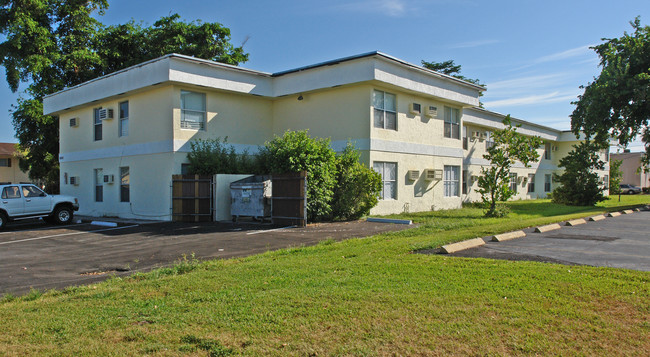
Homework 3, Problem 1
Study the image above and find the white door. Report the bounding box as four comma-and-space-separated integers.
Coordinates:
1, 186, 24, 216
22, 185, 51, 215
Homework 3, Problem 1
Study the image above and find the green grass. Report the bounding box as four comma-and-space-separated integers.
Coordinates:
1, 196, 649, 356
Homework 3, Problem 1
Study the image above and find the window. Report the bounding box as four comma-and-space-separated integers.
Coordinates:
119, 101, 129, 137
603, 175, 609, 189
1, 186, 20, 199
22, 185, 44, 198
510, 173, 518, 193
527, 174, 535, 193
373, 90, 397, 130
544, 174, 552, 192
181, 90, 206, 130
0, 158, 10, 167
95, 169, 103, 202
462, 126, 468, 150
544, 142, 551, 160
444, 166, 460, 197
120, 166, 130, 202
373, 161, 397, 200
485, 131, 495, 150
444, 107, 460, 139
181, 164, 191, 175
94, 108, 102, 141
462, 169, 469, 195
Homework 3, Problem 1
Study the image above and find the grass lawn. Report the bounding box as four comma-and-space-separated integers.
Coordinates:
1, 196, 649, 356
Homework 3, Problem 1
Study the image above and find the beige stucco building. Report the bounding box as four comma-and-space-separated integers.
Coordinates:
610, 152, 649, 188
0, 143, 30, 184
43, 52, 609, 220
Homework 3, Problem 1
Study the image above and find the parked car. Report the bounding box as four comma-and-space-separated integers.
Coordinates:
0, 183, 79, 229
619, 184, 642, 195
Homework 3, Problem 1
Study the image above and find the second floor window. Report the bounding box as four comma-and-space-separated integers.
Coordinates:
544, 142, 551, 160
444, 107, 460, 139
485, 131, 495, 149
94, 108, 102, 141
119, 101, 129, 137
181, 90, 206, 130
373, 90, 396, 130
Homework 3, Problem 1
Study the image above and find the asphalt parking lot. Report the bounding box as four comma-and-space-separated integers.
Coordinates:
0, 219, 411, 295
450, 209, 650, 271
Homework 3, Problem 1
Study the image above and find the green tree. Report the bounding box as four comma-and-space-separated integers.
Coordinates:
609, 158, 623, 199
421, 59, 484, 86
0, 1, 248, 191
552, 141, 607, 206
330, 143, 382, 221
476, 116, 542, 217
259, 130, 338, 222
571, 17, 650, 168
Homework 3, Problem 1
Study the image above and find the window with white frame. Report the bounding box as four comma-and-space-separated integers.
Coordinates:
118, 101, 129, 137
444, 107, 460, 139
510, 173, 518, 193
544, 142, 551, 160
181, 90, 206, 130
544, 174, 552, 192
462, 169, 469, 195
373, 161, 397, 200
120, 166, 130, 202
94, 108, 102, 141
603, 175, 609, 189
462, 126, 468, 150
485, 131, 495, 150
94, 168, 103, 202
444, 165, 460, 197
373, 90, 397, 130
527, 174, 535, 193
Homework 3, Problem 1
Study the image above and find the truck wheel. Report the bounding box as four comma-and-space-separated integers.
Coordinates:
0, 212, 6, 229
53, 206, 73, 225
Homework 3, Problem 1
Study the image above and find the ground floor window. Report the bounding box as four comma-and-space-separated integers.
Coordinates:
120, 166, 130, 202
527, 174, 535, 193
545, 174, 552, 192
94, 168, 103, 202
373, 161, 397, 200
462, 169, 469, 195
444, 165, 460, 197
510, 173, 518, 193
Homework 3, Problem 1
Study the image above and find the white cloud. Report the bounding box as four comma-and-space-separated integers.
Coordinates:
533, 45, 594, 64
449, 39, 500, 49
483, 92, 577, 108
335, 0, 408, 17
487, 73, 567, 91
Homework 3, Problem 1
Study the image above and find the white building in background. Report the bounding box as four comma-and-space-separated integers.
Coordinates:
43, 52, 609, 220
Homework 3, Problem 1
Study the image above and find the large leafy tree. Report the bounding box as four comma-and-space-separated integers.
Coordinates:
571, 17, 650, 167
0, 1, 247, 191
551, 141, 607, 206
476, 116, 542, 217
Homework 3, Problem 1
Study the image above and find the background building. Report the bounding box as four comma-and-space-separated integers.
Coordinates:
0, 143, 30, 184
611, 152, 649, 188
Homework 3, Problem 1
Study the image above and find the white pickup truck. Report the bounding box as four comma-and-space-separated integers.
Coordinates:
0, 183, 79, 229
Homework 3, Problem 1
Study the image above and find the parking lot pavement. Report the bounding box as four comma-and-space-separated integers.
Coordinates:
0, 219, 411, 296
451, 210, 650, 271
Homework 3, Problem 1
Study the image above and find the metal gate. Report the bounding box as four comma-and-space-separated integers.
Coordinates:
271, 172, 307, 227
171, 174, 213, 222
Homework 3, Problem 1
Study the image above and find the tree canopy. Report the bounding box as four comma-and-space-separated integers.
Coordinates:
571, 17, 650, 167
0, 0, 248, 191
421, 59, 484, 87
551, 141, 607, 206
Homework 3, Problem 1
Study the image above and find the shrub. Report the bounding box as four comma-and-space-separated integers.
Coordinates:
186, 137, 260, 175
259, 130, 337, 221
330, 143, 382, 220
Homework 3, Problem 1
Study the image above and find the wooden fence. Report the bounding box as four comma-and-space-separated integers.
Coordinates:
171, 174, 213, 222
271, 172, 307, 227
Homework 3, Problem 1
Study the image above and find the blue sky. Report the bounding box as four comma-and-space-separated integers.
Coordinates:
1, 0, 649, 151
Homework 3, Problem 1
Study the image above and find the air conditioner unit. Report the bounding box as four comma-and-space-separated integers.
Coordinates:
470, 175, 479, 182
424, 169, 443, 181
98, 108, 114, 120
103, 174, 115, 184
425, 105, 438, 117
409, 103, 421, 115
408, 170, 420, 181
552, 145, 559, 152
479, 132, 487, 141
521, 176, 528, 184
69, 118, 79, 127
69, 176, 79, 186
471, 131, 481, 140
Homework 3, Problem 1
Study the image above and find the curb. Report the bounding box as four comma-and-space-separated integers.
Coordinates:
441, 238, 485, 254
622, 209, 634, 214
565, 218, 586, 226
589, 215, 606, 221
607, 212, 622, 217
491, 230, 526, 242
366, 218, 412, 225
534, 223, 562, 233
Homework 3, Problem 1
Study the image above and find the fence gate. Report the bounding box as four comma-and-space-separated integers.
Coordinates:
272, 172, 307, 227
171, 174, 213, 222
